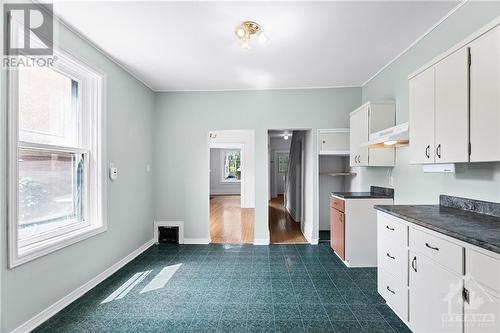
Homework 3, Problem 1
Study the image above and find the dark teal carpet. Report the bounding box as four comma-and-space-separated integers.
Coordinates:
33, 243, 410, 332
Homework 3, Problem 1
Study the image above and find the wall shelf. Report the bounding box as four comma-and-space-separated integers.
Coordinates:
319, 172, 357, 177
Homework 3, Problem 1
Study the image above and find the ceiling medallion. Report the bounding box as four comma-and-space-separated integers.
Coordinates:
235, 21, 268, 49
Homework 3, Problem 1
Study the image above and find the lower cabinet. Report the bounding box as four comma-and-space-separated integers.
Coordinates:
330, 207, 345, 260
409, 251, 463, 333
377, 212, 500, 333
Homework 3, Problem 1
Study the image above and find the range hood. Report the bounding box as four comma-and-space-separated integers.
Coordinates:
363, 122, 409, 148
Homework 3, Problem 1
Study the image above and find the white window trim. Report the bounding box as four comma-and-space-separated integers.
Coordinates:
7, 46, 107, 268
219, 149, 242, 184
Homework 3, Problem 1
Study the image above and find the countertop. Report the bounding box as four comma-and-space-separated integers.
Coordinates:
331, 186, 394, 199
331, 192, 394, 199
375, 204, 500, 254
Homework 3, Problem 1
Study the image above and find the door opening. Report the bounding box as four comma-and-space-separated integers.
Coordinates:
268, 129, 309, 244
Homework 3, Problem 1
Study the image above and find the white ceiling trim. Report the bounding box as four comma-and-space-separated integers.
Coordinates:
361, 0, 467, 87
49, 1, 467, 93
155, 84, 362, 93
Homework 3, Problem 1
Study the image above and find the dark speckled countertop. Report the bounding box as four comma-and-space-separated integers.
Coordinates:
332, 186, 394, 199
375, 195, 500, 254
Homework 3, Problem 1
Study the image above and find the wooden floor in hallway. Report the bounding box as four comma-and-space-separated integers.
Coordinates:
269, 195, 308, 244
210, 195, 255, 244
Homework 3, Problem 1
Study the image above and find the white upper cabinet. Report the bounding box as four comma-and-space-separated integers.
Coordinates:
434, 47, 470, 163
350, 101, 395, 167
469, 26, 500, 162
409, 67, 435, 164
350, 104, 369, 166
409, 21, 500, 165
318, 129, 350, 155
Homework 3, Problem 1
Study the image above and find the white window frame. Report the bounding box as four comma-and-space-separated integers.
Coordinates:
220, 149, 242, 183
8, 47, 107, 268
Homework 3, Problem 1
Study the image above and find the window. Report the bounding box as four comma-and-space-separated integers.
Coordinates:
278, 155, 289, 174
221, 150, 241, 182
8, 50, 105, 267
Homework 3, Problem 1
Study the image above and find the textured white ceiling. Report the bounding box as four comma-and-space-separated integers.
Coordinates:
53, 1, 460, 91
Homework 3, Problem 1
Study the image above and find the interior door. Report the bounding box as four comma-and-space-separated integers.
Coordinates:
409, 67, 435, 164
469, 25, 500, 162
330, 208, 345, 260
409, 252, 463, 333
435, 47, 470, 163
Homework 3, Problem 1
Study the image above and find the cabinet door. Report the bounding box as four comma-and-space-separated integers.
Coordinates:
435, 47, 470, 163
470, 26, 500, 162
319, 131, 349, 154
409, 67, 435, 164
464, 279, 500, 333
330, 208, 345, 260
349, 106, 369, 166
409, 252, 463, 333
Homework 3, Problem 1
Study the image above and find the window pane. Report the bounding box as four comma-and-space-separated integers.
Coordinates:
223, 151, 241, 181
278, 155, 289, 174
18, 148, 86, 241
18, 66, 80, 147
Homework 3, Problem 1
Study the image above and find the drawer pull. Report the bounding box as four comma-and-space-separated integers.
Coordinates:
386, 253, 395, 260
386, 225, 395, 231
411, 256, 417, 272
425, 243, 439, 251
386, 286, 395, 294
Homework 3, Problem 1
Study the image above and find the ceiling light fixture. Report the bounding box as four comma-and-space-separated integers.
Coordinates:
235, 21, 268, 49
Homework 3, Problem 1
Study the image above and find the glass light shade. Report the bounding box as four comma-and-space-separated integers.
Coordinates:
257, 31, 268, 44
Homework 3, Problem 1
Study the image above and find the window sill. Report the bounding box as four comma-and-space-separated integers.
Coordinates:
10, 223, 107, 268
219, 181, 241, 185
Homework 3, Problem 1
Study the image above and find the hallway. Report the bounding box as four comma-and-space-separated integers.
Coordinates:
210, 195, 255, 244
269, 195, 308, 244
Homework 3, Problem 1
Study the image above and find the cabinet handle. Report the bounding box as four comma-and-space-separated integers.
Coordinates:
425, 145, 430, 159
322, 140, 326, 144
386, 225, 395, 231
411, 256, 417, 272
425, 243, 439, 251
386, 253, 395, 260
386, 286, 395, 294
436, 144, 441, 159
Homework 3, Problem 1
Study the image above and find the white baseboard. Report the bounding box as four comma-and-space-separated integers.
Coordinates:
184, 238, 210, 244
253, 238, 270, 245
11, 239, 155, 333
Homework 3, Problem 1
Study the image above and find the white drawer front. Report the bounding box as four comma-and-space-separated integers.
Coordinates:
378, 240, 408, 282
409, 227, 463, 274
377, 212, 407, 247
466, 249, 500, 293
378, 268, 408, 322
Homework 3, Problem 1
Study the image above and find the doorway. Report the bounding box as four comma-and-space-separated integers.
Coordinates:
268, 130, 308, 244
208, 130, 255, 244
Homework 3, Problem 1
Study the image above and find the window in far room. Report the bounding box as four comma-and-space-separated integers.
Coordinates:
278, 154, 289, 174
221, 150, 241, 182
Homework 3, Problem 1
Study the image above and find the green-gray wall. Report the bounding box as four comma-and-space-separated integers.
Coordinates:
0, 21, 155, 332
153, 88, 362, 242
355, 1, 500, 204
